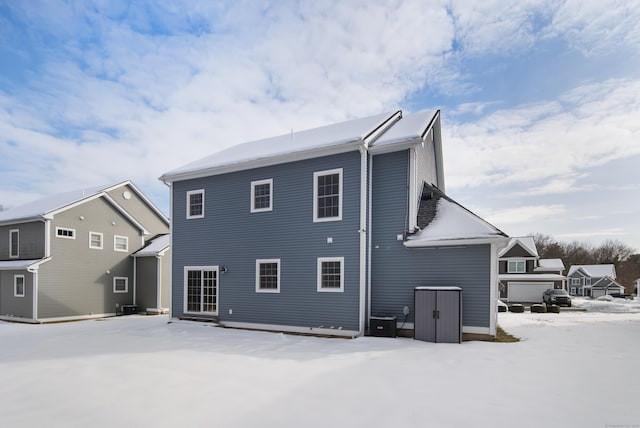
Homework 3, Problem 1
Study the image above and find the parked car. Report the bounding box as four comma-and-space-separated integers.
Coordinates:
543, 289, 572, 307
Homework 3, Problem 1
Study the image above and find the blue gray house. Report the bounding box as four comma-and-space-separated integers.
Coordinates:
160, 110, 508, 338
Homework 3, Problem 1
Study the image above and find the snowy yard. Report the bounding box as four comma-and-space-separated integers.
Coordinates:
1, 305, 639, 428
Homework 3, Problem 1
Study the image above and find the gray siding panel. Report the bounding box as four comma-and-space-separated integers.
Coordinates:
0, 222, 45, 260
371, 151, 492, 329
136, 257, 158, 310
37, 198, 141, 319
172, 152, 362, 330
106, 184, 169, 237
0, 270, 33, 318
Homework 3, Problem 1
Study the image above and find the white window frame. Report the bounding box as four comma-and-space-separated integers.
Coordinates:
56, 227, 76, 239
186, 189, 205, 219
507, 259, 526, 273
255, 259, 280, 293
250, 179, 273, 213
114, 235, 129, 252
317, 257, 344, 292
571, 278, 580, 286
14, 274, 25, 297
89, 231, 103, 250
570, 287, 576, 295
113, 277, 128, 293
183, 266, 218, 315
313, 168, 343, 222
585, 277, 591, 286
9, 229, 19, 258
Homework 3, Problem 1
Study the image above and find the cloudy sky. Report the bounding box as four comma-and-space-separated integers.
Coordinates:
1, 0, 639, 250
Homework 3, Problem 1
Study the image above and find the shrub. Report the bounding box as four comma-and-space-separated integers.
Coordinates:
531, 304, 547, 313
498, 305, 507, 313
509, 304, 524, 313
547, 304, 561, 313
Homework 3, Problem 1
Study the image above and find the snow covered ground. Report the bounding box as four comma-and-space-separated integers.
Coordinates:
1, 309, 639, 428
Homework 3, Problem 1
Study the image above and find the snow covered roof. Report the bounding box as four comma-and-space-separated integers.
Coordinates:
405, 184, 507, 247
568, 264, 616, 279
0, 181, 167, 232
0, 258, 50, 271
535, 258, 565, 272
133, 234, 170, 257
498, 236, 539, 258
589, 277, 624, 290
370, 109, 438, 150
498, 274, 566, 281
0, 184, 110, 224
160, 109, 441, 182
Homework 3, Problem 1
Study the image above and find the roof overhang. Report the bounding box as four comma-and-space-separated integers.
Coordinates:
404, 236, 509, 248
0, 257, 51, 271
160, 139, 364, 183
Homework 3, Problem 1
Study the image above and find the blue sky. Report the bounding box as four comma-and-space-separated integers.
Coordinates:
1, 0, 639, 250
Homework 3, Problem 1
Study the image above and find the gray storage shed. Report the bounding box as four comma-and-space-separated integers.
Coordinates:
414, 286, 462, 343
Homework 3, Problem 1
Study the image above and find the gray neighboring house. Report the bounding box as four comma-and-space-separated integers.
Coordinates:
0, 181, 169, 323
498, 236, 566, 303
160, 109, 509, 338
567, 264, 624, 298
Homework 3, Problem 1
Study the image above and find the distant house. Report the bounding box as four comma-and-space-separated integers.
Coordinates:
160, 109, 508, 338
0, 181, 169, 323
498, 236, 566, 303
567, 265, 624, 298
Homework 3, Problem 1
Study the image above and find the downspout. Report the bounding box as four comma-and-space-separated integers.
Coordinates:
156, 255, 162, 311
27, 267, 39, 323
490, 238, 510, 336
358, 145, 368, 337
133, 255, 137, 305
367, 152, 373, 330
162, 179, 174, 319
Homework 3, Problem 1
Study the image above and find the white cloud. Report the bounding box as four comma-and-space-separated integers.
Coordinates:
556, 228, 626, 239
482, 204, 567, 226
445, 78, 640, 189
545, 0, 640, 55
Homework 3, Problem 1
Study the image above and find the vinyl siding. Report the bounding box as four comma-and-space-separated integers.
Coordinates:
171, 151, 362, 330
37, 197, 142, 319
136, 256, 158, 310
370, 151, 492, 329
0, 222, 45, 260
105, 184, 169, 237
0, 270, 33, 318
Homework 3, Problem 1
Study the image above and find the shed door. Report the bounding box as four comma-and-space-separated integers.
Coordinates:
414, 289, 436, 342
436, 291, 461, 343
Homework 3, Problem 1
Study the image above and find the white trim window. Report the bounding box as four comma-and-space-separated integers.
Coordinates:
251, 179, 273, 213
9, 229, 19, 258
184, 266, 218, 315
507, 260, 526, 273
186, 189, 205, 219
571, 278, 581, 286
585, 277, 591, 286
313, 168, 343, 222
256, 259, 280, 293
317, 257, 344, 292
114, 235, 129, 252
570, 287, 577, 295
14, 274, 25, 297
89, 232, 103, 250
56, 227, 76, 239
113, 277, 128, 293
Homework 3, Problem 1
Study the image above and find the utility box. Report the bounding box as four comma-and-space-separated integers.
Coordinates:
369, 316, 397, 338
121, 305, 138, 315
414, 287, 462, 343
